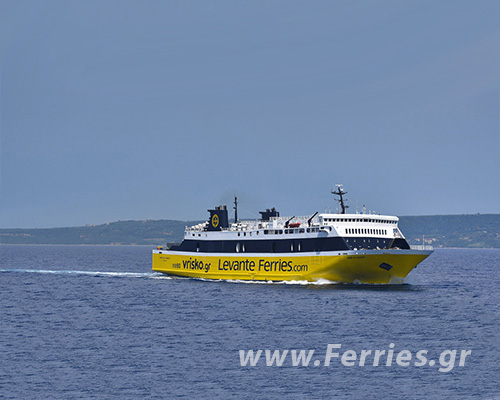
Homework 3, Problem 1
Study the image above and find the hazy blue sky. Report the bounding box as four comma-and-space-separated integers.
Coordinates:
1, 0, 499, 228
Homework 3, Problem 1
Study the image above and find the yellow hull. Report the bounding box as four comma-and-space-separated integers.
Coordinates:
152, 250, 432, 284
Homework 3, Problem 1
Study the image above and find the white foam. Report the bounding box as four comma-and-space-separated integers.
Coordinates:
388, 276, 405, 284
186, 276, 405, 286
150, 275, 173, 280
191, 277, 340, 285
0, 268, 162, 278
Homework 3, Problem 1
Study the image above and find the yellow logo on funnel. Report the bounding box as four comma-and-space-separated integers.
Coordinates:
212, 214, 219, 228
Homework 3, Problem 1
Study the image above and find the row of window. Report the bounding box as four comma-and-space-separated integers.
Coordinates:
191, 225, 389, 238
264, 228, 319, 235
347, 228, 387, 235
205, 228, 319, 237
191, 227, 320, 237
324, 218, 396, 224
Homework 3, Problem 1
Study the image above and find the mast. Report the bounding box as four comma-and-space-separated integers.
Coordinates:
233, 196, 238, 223
332, 184, 349, 214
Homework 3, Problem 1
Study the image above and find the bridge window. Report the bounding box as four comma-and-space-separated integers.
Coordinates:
236, 243, 240, 252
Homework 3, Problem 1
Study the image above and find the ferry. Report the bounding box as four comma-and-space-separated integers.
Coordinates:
152, 186, 433, 283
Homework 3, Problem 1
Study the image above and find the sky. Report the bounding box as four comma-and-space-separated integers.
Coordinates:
1, 0, 499, 228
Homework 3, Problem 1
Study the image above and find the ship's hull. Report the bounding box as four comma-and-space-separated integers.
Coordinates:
152, 249, 432, 284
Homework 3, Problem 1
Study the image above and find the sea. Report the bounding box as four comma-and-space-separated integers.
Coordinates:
0, 245, 499, 399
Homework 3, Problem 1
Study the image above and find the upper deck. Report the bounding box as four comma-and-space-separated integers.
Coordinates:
184, 212, 403, 242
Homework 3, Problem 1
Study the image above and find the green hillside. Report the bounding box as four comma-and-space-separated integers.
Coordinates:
0, 214, 499, 248
0, 220, 199, 246
398, 214, 500, 248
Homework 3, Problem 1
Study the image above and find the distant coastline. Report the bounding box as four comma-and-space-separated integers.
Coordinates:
0, 214, 499, 248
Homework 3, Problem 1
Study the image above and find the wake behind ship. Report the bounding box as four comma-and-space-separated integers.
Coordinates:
152, 186, 433, 283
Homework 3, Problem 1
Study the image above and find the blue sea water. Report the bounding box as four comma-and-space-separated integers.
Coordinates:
0, 245, 499, 399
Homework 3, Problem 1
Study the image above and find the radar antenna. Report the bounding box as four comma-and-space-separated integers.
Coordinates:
332, 184, 349, 214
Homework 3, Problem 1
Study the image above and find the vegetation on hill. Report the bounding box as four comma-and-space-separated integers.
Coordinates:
0, 220, 199, 246
399, 214, 500, 248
